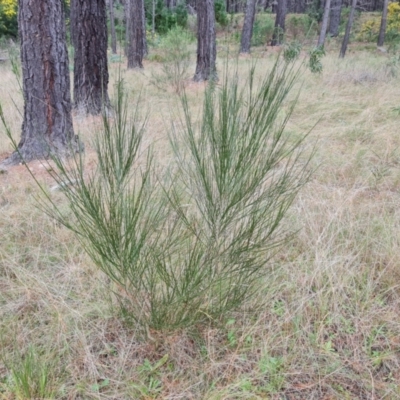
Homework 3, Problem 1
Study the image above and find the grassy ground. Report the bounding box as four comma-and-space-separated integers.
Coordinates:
1, 36, 400, 399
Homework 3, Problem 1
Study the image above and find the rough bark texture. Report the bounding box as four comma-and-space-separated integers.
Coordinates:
329, 0, 342, 37
5, 0, 78, 165
109, 0, 117, 54
71, 0, 110, 115
271, 0, 287, 46
193, 0, 217, 82
318, 0, 332, 47
339, 0, 357, 58
377, 0, 389, 46
127, 0, 145, 69
240, 0, 257, 53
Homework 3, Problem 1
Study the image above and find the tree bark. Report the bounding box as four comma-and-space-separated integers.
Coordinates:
71, 0, 110, 115
271, 0, 287, 46
339, 0, 357, 58
329, 0, 342, 37
377, 0, 389, 47
127, 0, 145, 68
5, 0, 78, 165
193, 0, 217, 82
109, 0, 117, 54
240, 0, 257, 53
317, 0, 332, 47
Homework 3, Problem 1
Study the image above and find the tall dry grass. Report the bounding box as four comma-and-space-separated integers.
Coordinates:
1, 46, 400, 398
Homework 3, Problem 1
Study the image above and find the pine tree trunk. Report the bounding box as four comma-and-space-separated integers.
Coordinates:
377, 0, 389, 47
142, 3, 148, 56
271, 0, 287, 46
193, 0, 217, 82
329, 0, 342, 37
110, 0, 117, 54
71, 0, 110, 115
5, 0, 78, 165
125, 0, 130, 57
339, 0, 357, 58
240, 0, 257, 53
127, 0, 145, 68
318, 0, 332, 47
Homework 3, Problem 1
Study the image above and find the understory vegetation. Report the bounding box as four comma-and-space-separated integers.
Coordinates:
1, 13, 400, 400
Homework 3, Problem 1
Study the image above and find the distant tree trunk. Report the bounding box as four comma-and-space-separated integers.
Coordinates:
317, 0, 331, 47
71, 0, 110, 115
3, 0, 79, 165
240, 0, 257, 53
152, 0, 156, 39
329, 0, 342, 37
127, 0, 145, 68
339, 0, 357, 58
109, 0, 117, 54
377, 0, 389, 46
142, 3, 148, 56
125, 0, 130, 57
271, 0, 287, 46
193, 0, 217, 82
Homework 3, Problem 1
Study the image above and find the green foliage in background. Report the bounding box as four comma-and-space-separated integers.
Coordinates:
145, 0, 188, 34
150, 26, 193, 93
358, 3, 400, 44
215, 0, 229, 27
0, 0, 17, 38
251, 14, 274, 46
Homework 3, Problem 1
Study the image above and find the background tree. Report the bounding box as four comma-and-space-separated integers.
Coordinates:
317, 0, 332, 47
377, 0, 389, 46
193, 0, 217, 81
71, 0, 110, 114
3, 0, 78, 165
339, 0, 357, 58
329, 0, 342, 37
240, 0, 257, 53
109, 0, 117, 54
127, 0, 145, 68
271, 0, 287, 46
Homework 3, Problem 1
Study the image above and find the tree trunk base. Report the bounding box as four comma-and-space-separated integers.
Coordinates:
0, 136, 83, 167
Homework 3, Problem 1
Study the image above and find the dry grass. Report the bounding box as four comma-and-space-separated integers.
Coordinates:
1, 43, 400, 399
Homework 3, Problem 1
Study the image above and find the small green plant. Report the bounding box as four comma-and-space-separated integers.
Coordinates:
150, 26, 193, 93
130, 355, 169, 397
258, 355, 285, 393
283, 41, 302, 62
309, 46, 325, 73
2, 346, 57, 400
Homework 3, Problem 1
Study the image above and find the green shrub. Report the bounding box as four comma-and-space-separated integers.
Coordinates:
251, 14, 274, 46
215, 0, 228, 27
309, 46, 325, 73
150, 26, 193, 93
307, 0, 323, 23
1, 60, 311, 334
283, 40, 302, 62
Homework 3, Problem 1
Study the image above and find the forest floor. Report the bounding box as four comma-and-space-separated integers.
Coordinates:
1, 39, 400, 399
